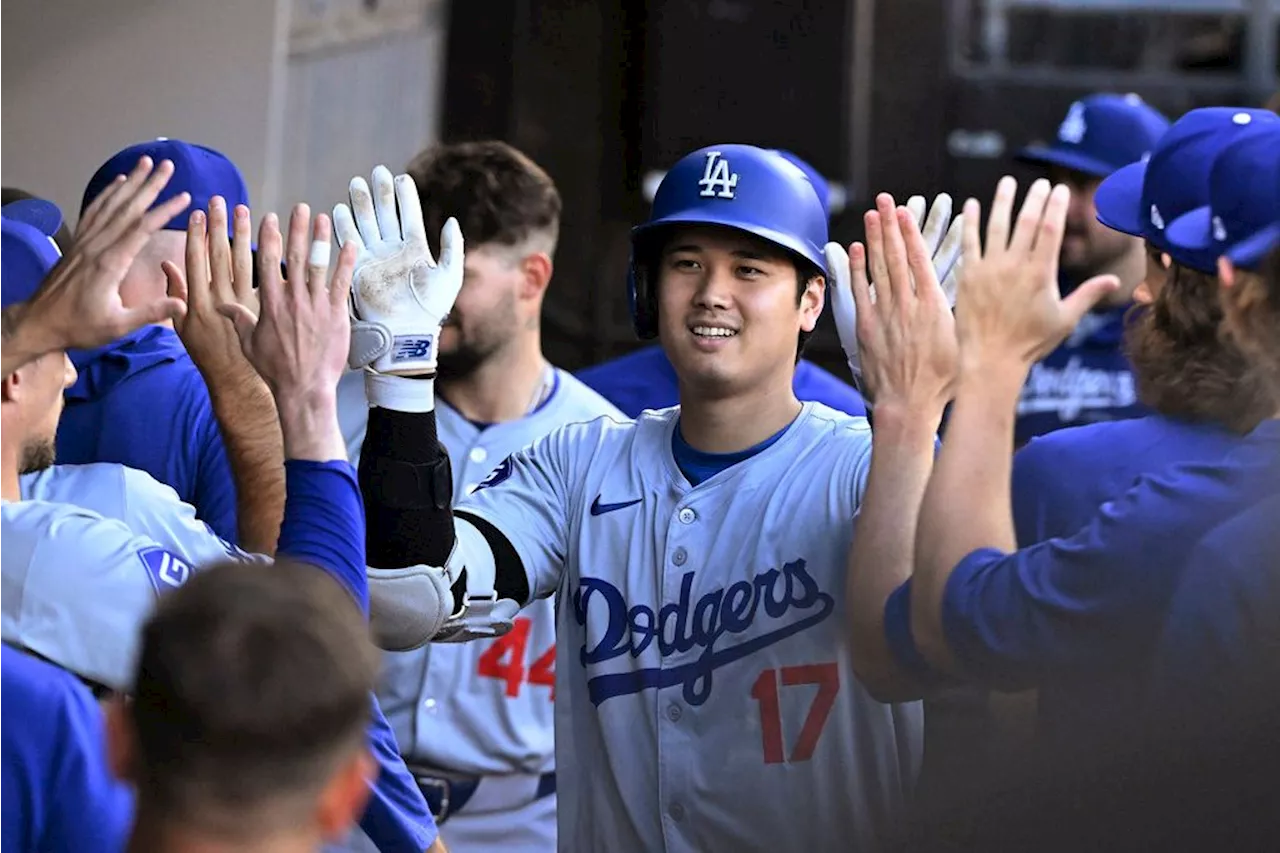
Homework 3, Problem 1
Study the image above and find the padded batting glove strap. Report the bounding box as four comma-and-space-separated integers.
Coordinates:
365, 372, 435, 413
365, 519, 520, 651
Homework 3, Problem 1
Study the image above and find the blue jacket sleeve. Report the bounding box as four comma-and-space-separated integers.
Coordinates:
934, 466, 1259, 691
272, 460, 438, 850
276, 460, 369, 615
1010, 438, 1053, 547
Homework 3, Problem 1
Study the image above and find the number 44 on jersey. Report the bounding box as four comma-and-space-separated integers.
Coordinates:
477, 617, 556, 699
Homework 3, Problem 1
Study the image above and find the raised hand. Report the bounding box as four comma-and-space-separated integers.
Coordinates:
162, 196, 260, 386
333, 165, 463, 376
826, 194, 963, 390
219, 204, 356, 410
836, 193, 958, 419
829, 190, 962, 397
956, 177, 1119, 372
4, 157, 191, 373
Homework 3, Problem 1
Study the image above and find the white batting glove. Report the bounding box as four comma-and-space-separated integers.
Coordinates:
825, 193, 964, 390
333, 165, 464, 380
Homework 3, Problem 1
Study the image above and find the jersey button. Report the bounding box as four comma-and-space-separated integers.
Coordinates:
469, 447, 488, 464
666, 703, 682, 721
670, 802, 686, 822
678, 507, 696, 524
672, 547, 688, 566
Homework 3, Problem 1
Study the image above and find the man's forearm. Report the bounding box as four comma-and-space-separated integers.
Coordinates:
914, 363, 1025, 660
360, 403, 457, 570
207, 373, 287, 555
848, 404, 939, 699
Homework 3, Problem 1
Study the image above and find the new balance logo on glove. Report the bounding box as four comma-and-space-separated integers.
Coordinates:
392, 335, 434, 363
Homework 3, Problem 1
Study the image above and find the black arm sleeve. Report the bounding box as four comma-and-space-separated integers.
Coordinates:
359, 407, 456, 570
359, 406, 531, 604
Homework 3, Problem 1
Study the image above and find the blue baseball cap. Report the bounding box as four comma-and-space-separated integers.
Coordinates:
1166, 123, 1280, 272
2, 199, 64, 308
1094, 107, 1280, 271
1017, 93, 1170, 178
1225, 219, 1280, 268
770, 150, 831, 220
80, 138, 249, 232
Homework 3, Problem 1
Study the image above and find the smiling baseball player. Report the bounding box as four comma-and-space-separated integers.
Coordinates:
339, 146, 962, 852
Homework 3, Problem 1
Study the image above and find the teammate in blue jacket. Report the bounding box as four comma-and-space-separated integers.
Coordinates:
1012, 93, 1171, 443
844, 166, 1280, 769
1148, 165, 1280, 728
55, 138, 247, 544
1012, 108, 1280, 544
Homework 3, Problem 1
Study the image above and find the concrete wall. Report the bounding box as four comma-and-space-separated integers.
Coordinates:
2, 0, 290, 224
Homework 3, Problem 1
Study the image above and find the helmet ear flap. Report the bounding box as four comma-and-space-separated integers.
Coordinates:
628, 251, 660, 340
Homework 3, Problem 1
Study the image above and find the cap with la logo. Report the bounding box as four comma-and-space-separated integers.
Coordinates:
1094, 107, 1280, 272
1017, 93, 1170, 178
1166, 122, 1280, 272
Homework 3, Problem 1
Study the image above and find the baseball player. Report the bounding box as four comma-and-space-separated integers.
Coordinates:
1, 178, 441, 853
577, 150, 867, 419
339, 146, 965, 852
1012, 108, 1280, 545
844, 172, 1280, 769
54, 139, 252, 545
336, 142, 620, 853
1148, 173, 1280, 728
1012, 93, 1170, 444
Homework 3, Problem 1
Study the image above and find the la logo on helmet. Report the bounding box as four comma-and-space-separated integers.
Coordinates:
698, 151, 739, 199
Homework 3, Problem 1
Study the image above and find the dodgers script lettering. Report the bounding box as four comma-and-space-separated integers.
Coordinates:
574, 559, 834, 707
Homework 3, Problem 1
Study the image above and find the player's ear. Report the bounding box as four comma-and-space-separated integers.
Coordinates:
519, 251, 553, 302
799, 274, 825, 333
316, 745, 376, 840
0, 355, 43, 404
104, 695, 139, 784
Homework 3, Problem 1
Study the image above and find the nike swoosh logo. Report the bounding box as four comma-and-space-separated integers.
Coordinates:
590, 496, 643, 516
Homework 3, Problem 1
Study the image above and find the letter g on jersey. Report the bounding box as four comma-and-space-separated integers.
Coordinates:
137, 546, 193, 595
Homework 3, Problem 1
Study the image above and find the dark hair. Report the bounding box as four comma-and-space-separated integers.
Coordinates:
405, 141, 561, 257
1124, 262, 1273, 434
130, 560, 377, 838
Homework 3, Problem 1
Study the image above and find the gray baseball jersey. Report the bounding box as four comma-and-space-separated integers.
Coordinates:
455, 402, 923, 853
342, 367, 621, 775
3, 463, 258, 690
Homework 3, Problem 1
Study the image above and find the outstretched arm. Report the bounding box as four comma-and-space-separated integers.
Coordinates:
164, 198, 286, 554
834, 194, 959, 700
912, 178, 1119, 670
334, 167, 529, 650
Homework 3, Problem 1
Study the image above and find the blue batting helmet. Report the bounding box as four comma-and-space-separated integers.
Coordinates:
628, 144, 830, 339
